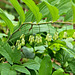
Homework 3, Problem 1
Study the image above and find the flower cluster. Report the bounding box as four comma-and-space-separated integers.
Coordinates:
53, 32, 59, 40
15, 31, 75, 50
16, 34, 25, 50
46, 34, 52, 41
29, 34, 42, 44
35, 34, 42, 43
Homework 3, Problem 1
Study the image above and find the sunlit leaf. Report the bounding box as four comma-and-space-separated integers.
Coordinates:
10, 0, 25, 23
0, 8, 14, 33
22, 0, 42, 23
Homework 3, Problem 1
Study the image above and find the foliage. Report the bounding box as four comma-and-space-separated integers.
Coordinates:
0, 0, 75, 75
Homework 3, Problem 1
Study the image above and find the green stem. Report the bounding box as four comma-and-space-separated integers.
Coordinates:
7, 21, 73, 42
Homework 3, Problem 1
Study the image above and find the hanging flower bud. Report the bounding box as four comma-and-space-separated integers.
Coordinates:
29, 35, 34, 44
46, 34, 52, 41
11, 45, 15, 50
20, 34, 25, 39
63, 32, 67, 39
53, 32, 59, 40
21, 38, 25, 46
20, 34, 25, 46
17, 43, 21, 50
16, 40, 21, 50
16, 40, 20, 46
35, 34, 42, 43
72, 32, 75, 39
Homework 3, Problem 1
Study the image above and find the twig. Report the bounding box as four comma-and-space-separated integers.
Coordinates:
0, 0, 13, 6
7, 21, 73, 42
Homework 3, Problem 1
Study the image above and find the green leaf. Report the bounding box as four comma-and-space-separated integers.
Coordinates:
0, 33, 8, 39
57, 0, 71, 15
10, 0, 25, 23
69, 61, 75, 73
38, 55, 52, 75
38, 2, 49, 19
52, 68, 64, 75
0, 63, 11, 75
8, 70, 17, 75
71, 0, 75, 23
55, 49, 70, 66
12, 65, 30, 75
10, 24, 56, 42
64, 9, 73, 21
22, 0, 42, 23
0, 8, 14, 33
44, 1, 59, 21
34, 46, 45, 53
52, 63, 61, 70
23, 60, 40, 70
0, 40, 13, 64
22, 47, 35, 59
12, 47, 21, 64
62, 47, 75, 57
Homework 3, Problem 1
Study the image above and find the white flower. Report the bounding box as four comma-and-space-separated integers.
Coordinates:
63, 32, 67, 39
21, 38, 25, 46
46, 34, 52, 41
17, 43, 21, 50
35, 34, 42, 43
16, 40, 20, 46
29, 35, 34, 44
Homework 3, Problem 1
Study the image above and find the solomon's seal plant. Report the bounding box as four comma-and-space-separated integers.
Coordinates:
16, 34, 25, 50
0, 0, 75, 75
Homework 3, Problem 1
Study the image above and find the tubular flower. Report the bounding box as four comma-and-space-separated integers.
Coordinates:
16, 40, 20, 46
29, 35, 34, 44
63, 32, 67, 39
17, 43, 21, 50
16, 40, 21, 50
53, 32, 59, 40
21, 38, 25, 46
46, 34, 52, 41
72, 32, 75, 39
20, 34, 25, 39
35, 34, 42, 43
20, 34, 25, 46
